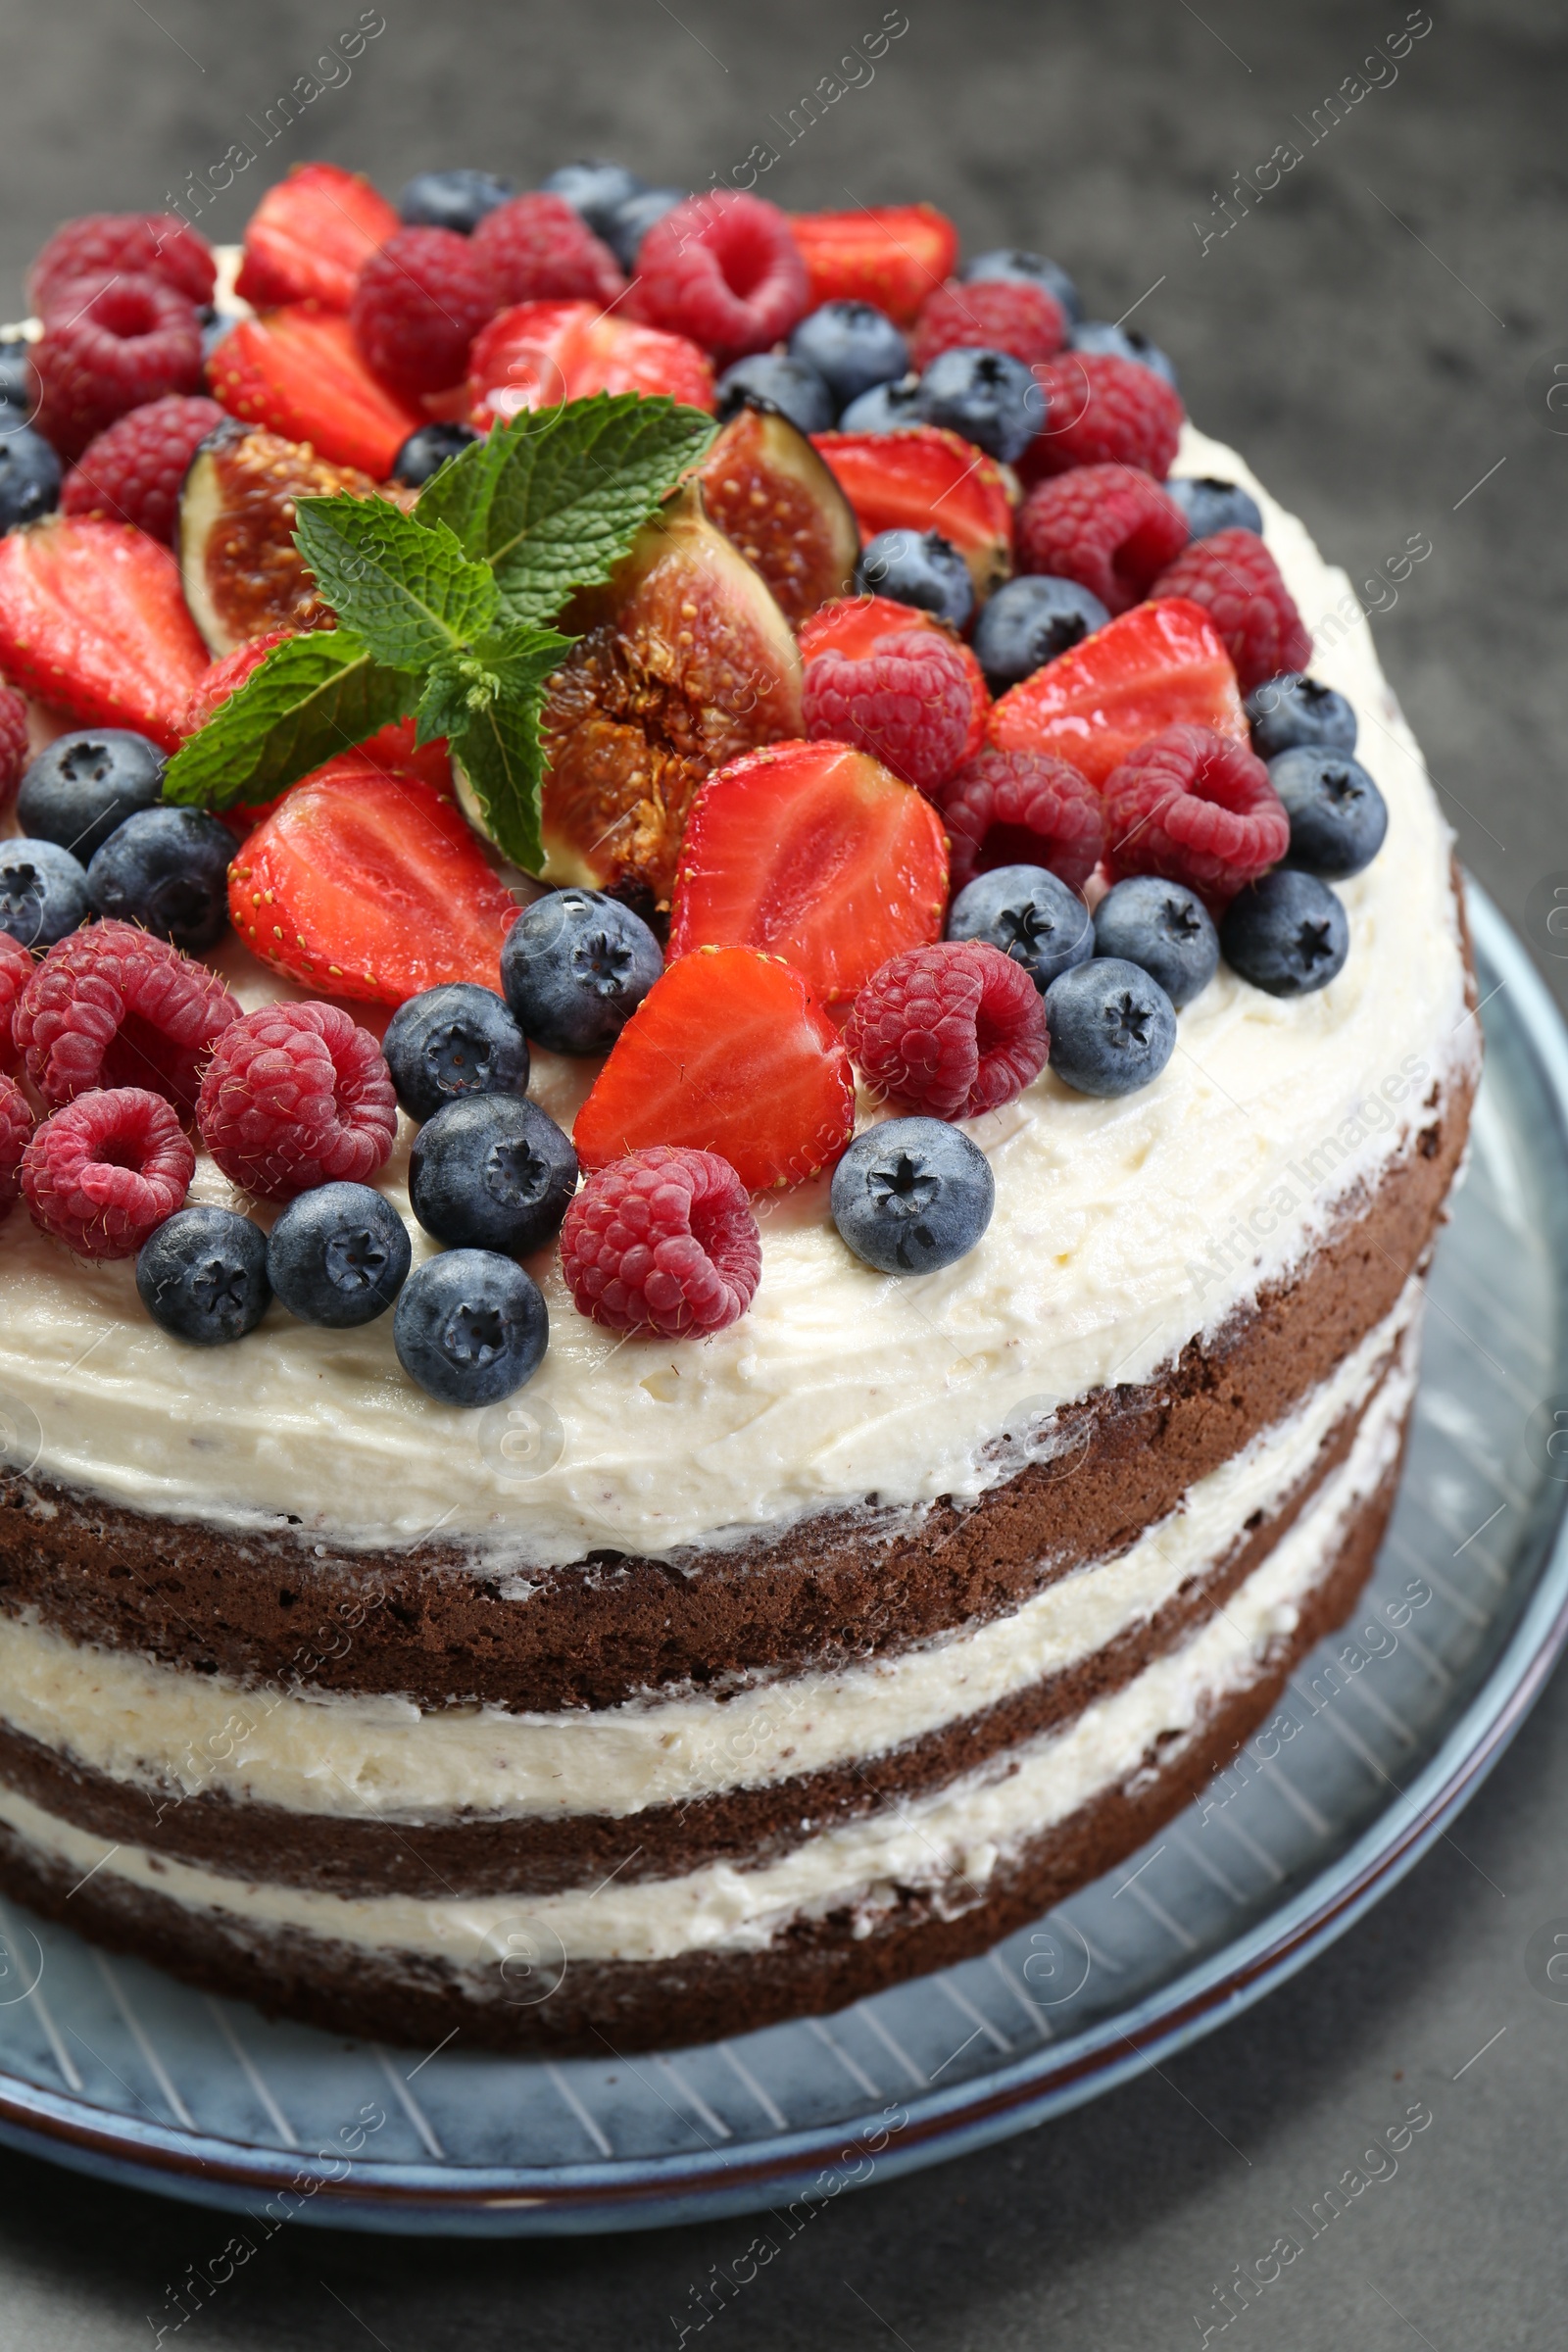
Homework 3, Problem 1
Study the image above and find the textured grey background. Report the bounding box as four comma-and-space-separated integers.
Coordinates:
0, 1, 1565, 2344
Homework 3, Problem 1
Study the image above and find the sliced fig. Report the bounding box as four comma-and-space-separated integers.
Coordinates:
177, 418, 385, 656
693, 405, 859, 624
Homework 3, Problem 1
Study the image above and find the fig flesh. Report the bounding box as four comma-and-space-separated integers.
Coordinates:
178, 418, 386, 656
693, 405, 859, 624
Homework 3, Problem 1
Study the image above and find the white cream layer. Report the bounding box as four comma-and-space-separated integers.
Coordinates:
0, 430, 1472, 1563
0, 1353, 1409, 1966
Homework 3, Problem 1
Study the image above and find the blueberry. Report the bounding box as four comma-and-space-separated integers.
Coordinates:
136, 1206, 270, 1346
1092, 876, 1218, 1008
914, 346, 1044, 466
268, 1182, 413, 1329
1221, 871, 1349, 997
1246, 671, 1357, 760
788, 302, 909, 413
837, 373, 923, 433
394, 1249, 549, 1406
604, 185, 684, 271
972, 575, 1110, 690
18, 728, 166, 861
715, 354, 835, 437
397, 168, 515, 233
831, 1116, 995, 1275
409, 1094, 577, 1254
1045, 957, 1177, 1095
856, 528, 973, 629
947, 864, 1093, 994
0, 839, 88, 949
0, 339, 35, 417
383, 983, 529, 1122
540, 160, 645, 239
501, 888, 662, 1054
86, 808, 232, 953
391, 421, 480, 488
0, 421, 59, 531
1071, 320, 1178, 388
1164, 474, 1262, 541
1267, 748, 1388, 880
960, 248, 1082, 323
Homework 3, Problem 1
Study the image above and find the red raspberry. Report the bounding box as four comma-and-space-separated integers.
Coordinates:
847, 940, 1049, 1122
61, 395, 225, 543
0, 1073, 31, 1218
912, 279, 1067, 370
1149, 528, 1312, 695
634, 192, 809, 362
351, 227, 498, 397
803, 628, 988, 797
197, 1001, 397, 1201
1102, 723, 1290, 908
934, 749, 1105, 894
0, 685, 28, 807
23, 1088, 194, 1258
1016, 463, 1189, 616
32, 275, 204, 462
470, 192, 625, 311
0, 935, 34, 1076
28, 214, 216, 316
1024, 352, 1184, 483
561, 1146, 761, 1339
16, 921, 238, 1115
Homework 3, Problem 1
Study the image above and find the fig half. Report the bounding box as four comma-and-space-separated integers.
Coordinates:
693, 405, 859, 625
178, 418, 384, 656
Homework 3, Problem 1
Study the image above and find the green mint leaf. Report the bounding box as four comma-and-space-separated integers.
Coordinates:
162, 631, 417, 812
292, 494, 500, 670
416, 393, 718, 626
435, 623, 574, 873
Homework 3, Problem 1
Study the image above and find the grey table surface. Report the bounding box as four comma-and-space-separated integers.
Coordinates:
0, 0, 1563, 2344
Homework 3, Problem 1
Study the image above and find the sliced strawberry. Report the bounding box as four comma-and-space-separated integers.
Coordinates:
0, 517, 207, 751
208, 309, 423, 478
788, 205, 958, 325
228, 762, 518, 1005
574, 946, 855, 1190
987, 598, 1248, 790
467, 300, 715, 424
797, 593, 947, 663
233, 163, 399, 313
357, 715, 452, 797
812, 425, 1013, 599
182, 641, 451, 825
669, 741, 949, 1004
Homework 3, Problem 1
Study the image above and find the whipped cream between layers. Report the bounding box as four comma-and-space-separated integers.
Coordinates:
0, 1333, 1411, 1966
0, 428, 1474, 1562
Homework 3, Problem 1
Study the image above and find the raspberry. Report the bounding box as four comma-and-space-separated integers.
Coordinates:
0, 685, 28, 807
1024, 352, 1184, 482
1102, 723, 1290, 908
470, 192, 625, 310
351, 226, 498, 396
803, 628, 988, 797
32, 275, 204, 462
0, 1074, 31, 1218
634, 192, 809, 362
1016, 463, 1189, 616
846, 940, 1049, 1122
197, 1001, 397, 1201
934, 749, 1105, 894
912, 279, 1067, 370
23, 1088, 194, 1258
1149, 528, 1312, 695
0, 935, 34, 1075
561, 1146, 762, 1339
16, 921, 238, 1114
61, 395, 225, 543
28, 214, 216, 316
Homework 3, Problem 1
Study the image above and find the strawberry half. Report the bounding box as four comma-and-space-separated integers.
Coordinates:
228, 761, 518, 1005
233, 163, 400, 313
813, 425, 1013, 600
209, 309, 423, 478
467, 300, 715, 424
789, 205, 958, 325
988, 598, 1248, 789
0, 517, 208, 750
574, 946, 855, 1190
669, 741, 949, 1004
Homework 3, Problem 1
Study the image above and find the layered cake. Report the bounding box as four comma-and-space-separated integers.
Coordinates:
0, 165, 1474, 2051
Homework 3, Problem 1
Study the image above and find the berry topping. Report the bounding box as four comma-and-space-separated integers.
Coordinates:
267, 1182, 412, 1329
390, 420, 481, 488
383, 983, 530, 1122
467, 300, 714, 423
1165, 475, 1262, 540
470, 190, 626, 309
972, 575, 1111, 692
540, 160, 648, 239
233, 163, 399, 313
715, 354, 835, 436
846, 939, 1050, 1121
1093, 876, 1219, 1008
575, 946, 855, 1191
1071, 321, 1178, 386
351, 226, 497, 396
0, 840, 90, 950
15, 920, 238, 1112
801, 603, 988, 797
1221, 871, 1350, 998
409, 1094, 578, 1255
0, 937, 35, 1075
988, 597, 1248, 789
136, 1205, 271, 1345
196, 1001, 397, 1201
856, 528, 974, 629
635, 192, 809, 362
0, 1073, 31, 1215
561, 1145, 761, 1339
831, 1116, 996, 1276
0, 686, 29, 806
946, 864, 1094, 995
0, 516, 209, 752
32, 275, 204, 461
669, 740, 950, 1004
397, 168, 515, 235
788, 302, 909, 412
913, 345, 1044, 465
912, 278, 1068, 370
812, 426, 1013, 601
933, 747, 1106, 895
961, 247, 1081, 321
0, 426, 63, 534
1267, 747, 1388, 878
85, 808, 233, 953
1045, 957, 1178, 1097
788, 205, 958, 325
500, 890, 663, 1056
28, 214, 216, 315
1016, 463, 1190, 616
1150, 529, 1312, 696
1023, 351, 1185, 482
209, 309, 424, 479
1102, 723, 1290, 909
23, 1087, 194, 1258
61, 394, 225, 543
1246, 671, 1357, 760
393, 1250, 550, 1407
